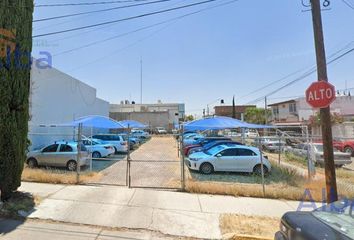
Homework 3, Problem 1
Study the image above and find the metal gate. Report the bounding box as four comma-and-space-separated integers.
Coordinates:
127, 136, 184, 190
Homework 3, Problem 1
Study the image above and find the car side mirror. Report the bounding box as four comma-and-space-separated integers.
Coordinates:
216, 154, 222, 158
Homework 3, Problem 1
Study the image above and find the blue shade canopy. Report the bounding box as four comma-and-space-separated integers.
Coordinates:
58, 115, 125, 129
119, 120, 147, 129
183, 116, 273, 131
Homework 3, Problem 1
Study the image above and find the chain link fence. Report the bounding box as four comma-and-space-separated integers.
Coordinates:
182, 128, 354, 201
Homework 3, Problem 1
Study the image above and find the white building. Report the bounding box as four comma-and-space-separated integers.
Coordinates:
269, 95, 354, 125
110, 101, 185, 130
29, 64, 109, 149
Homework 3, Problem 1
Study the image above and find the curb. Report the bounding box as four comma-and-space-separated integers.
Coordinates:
223, 233, 273, 240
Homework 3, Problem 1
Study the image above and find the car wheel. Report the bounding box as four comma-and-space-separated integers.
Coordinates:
27, 158, 38, 168
113, 146, 118, 154
344, 146, 354, 156
253, 164, 268, 175
67, 160, 77, 171
200, 163, 214, 174
92, 151, 101, 159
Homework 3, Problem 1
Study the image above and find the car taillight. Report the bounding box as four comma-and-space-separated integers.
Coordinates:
104, 146, 110, 149
121, 142, 127, 146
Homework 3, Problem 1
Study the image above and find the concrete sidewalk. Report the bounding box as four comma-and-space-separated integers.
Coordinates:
0, 219, 178, 240
17, 182, 305, 239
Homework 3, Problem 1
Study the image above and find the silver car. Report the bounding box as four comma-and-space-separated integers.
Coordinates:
186, 144, 271, 174
26, 141, 89, 171
287, 143, 352, 167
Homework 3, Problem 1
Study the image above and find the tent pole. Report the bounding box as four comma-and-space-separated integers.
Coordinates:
90, 127, 93, 172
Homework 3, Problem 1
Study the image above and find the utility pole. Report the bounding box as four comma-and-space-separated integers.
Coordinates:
310, 0, 338, 203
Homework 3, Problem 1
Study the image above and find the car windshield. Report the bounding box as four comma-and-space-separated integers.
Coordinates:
312, 200, 354, 239
314, 145, 340, 152
205, 145, 227, 155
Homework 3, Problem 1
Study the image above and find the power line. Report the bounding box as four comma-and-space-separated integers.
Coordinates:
239, 40, 354, 104
342, 0, 354, 9
33, 0, 239, 89
32, 0, 219, 38
246, 45, 354, 104
52, 0, 231, 57
35, 0, 152, 7
33, 0, 172, 22
34, 0, 188, 40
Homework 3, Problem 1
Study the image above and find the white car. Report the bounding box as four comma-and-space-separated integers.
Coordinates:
186, 144, 271, 174
91, 134, 128, 153
155, 127, 167, 134
82, 138, 115, 158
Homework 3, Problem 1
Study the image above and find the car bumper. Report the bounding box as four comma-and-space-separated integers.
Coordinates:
316, 158, 352, 166
79, 157, 89, 166
185, 159, 200, 171
274, 231, 287, 240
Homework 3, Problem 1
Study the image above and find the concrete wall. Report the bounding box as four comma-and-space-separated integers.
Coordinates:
311, 122, 354, 139
110, 111, 171, 130
110, 103, 185, 127
29, 65, 110, 149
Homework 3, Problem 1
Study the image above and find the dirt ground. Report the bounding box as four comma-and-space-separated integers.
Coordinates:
93, 136, 182, 188
220, 214, 279, 239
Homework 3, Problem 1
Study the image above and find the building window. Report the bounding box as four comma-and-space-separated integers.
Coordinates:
289, 103, 297, 113
273, 107, 279, 115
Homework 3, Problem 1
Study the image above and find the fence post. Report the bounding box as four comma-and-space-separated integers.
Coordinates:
257, 137, 266, 197
127, 124, 131, 188
278, 135, 281, 165
76, 123, 82, 184
181, 124, 185, 191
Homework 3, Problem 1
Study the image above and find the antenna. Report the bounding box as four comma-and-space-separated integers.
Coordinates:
140, 57, 143, 104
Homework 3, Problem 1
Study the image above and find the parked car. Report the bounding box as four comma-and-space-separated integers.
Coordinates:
275, 199, 354, 240
81, 138, 115, 158
188, 140, 243, 156
131, 129, 150, 140
183, 137, 232, 156
333, 139, 354, 156
186, 144, 271, 174
92, 134, 128, 153
183, 133, 205, 146
286, 143, 352, 167
119, 133, 140, 150
257, 137, 287, 152
26, 141, 89, 171
155, 127, 167, 134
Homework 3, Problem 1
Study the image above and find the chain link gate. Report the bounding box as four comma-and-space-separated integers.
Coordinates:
127, 134, 184, 190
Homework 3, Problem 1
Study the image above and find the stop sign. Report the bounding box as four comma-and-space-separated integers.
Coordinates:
306, 81, 336, 108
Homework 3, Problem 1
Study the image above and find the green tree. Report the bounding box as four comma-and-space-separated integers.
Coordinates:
244, 107, 271, 124
185, 115, 194, 122
0, 0, 34, 200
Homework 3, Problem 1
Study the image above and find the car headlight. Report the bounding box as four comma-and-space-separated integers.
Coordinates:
280, 222, 287, 233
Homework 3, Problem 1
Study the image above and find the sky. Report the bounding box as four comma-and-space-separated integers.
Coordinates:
32, 0, 354, 117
